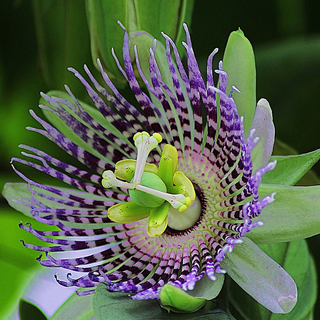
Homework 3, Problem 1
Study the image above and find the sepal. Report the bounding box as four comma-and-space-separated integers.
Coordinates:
223, 29, 256, 137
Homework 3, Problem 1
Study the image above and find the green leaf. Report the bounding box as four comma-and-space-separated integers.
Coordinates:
133, 0, 194, 57
93, 284, 164, 319
271, 138, 320, 186
0, 205, 47, 319
223, 29, 256, 137
262, 149, 320, 186
19, 299, 47, 320
255, 36, 320, 155
33, 1, 91, 96
49, 292, 94, 320
85, 0, 128, 86
93, 283, 231, 319
85, 0, 194, 84
248, 184, 320, 243
272, 138, 300, 156
229, 240, 317, 319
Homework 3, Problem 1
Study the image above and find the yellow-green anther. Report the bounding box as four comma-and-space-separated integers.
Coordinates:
115, 160, 135, 181
173, 171, 195, 201
169, 185, 186, 195
147, 216, 168, 237
162, 144, 178, 172
157, 155, 174, 188
148, 202, 170, 227
147, 202, 170, 237
107, 201, 150, 223
132, 132, 162, 186
115, 159, 157, 181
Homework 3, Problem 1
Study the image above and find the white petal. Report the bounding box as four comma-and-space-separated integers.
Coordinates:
18, 268, 77, 317
250, 98, 275, 173
221, 238, 297, 313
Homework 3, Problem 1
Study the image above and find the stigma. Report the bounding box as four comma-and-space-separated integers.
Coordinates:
102, 132, 196, 236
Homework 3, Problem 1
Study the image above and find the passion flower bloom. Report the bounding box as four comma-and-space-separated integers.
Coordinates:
4, 23, 300, 314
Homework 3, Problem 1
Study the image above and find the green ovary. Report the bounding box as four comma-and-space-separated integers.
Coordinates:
129, 172, 167, 207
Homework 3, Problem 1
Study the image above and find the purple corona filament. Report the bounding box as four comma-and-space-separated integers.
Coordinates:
12, 23, 276, 300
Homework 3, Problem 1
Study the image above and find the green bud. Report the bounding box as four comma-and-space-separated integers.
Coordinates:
129, 172, 166, 207
223, 29, 256, 137
85, 0, 195, 86
160, 284, 206, 313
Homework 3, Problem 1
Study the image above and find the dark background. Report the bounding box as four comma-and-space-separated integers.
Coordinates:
0, 0, 319, 318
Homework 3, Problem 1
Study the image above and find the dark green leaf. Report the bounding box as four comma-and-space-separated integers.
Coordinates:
271, 138, 320, 186
33, 0, 92, 96
85, 0, 194, 85
256, 36, 320, 155
19, 299, 47, 320
93, 283, 233, 319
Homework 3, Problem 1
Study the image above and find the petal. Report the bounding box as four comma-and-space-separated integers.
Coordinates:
20, 268, 80, 318
187, 273, 225, 300
223, 29, 256, 136
250, 98, 275, 173
248, 184, 320, 243
222, 238, 297, 314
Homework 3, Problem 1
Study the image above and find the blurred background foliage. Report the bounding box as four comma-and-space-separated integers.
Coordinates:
1, 0, 320, 318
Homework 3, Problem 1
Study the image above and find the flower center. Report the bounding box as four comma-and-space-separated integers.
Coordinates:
101, 132, 196, 236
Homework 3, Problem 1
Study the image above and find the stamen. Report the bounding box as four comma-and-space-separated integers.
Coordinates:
102, 158, 194, 212
101, 132, 196, 230
132, 132, 162, 186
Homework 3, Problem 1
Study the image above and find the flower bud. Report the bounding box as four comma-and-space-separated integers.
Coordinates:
160, 284, 206, 313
